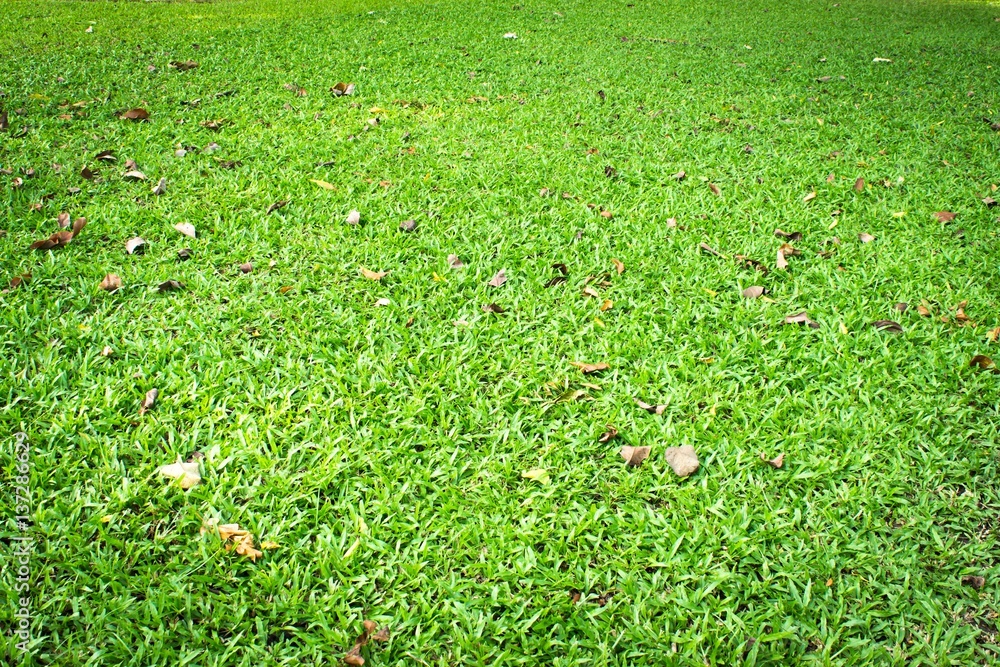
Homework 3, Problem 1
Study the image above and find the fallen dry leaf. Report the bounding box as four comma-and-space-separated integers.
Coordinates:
935, 211, 956, 223
29, 217, 86, 251
331, 82, 356, 97
665, 445, 699, 477
599, 209, 613, 219
482, 303, 505, 314
120, 108, 149, 121
374, 297, 390, 307
152, 177, 167, 195
699, 242, 724, 258
158, 456, 200, 489
80, 166, 98, 180
598, 425, 619, 443
169, 60, 199, 71
962, 575, 986, 590
895, 302, 908, 312
872, 320, 903, 333
95, 150, 116, 163
346, 209, 361, 226
582, 286, 600, 298
600, 299, 613, 312
123, 170, 147, 181
803, 191, 817, 202
177, 248, 192, 261
620, 445, 651, 467
266, 200, 288, 214
311, 179, 335, 190
570, 361, 609, 374
447, 254, 464, 269
360, 267, 386, 281
100, 345, 113, 357
636, 399, 666, 415
774, 229, 803, 241
708, 182, 721, 196
7, 273, 31, 290
139, 388, 158, 415
987, 326, 1000, 343
521, 468, 550, 484
125, 237, 146, 255
399, 219, 416, 232
99, 273, 122, 292
343, 620, 390, 666
784, 311, 820, 328
760, 452, 784, 468
174, 222, 196, 238
854, 177, 865, 192
488, 269, 507, 287
983, 196, 997, 208
970, 354, 995, 370
611, 258, 624, 275
0, 110, 7, 132
57, 212, 70, 228
157, 280, 184, 292
239, 262, 253, 274
858, 233, 874, 243
544, 276, 567, 288
743, 285, 765, 299
671, 170, 686, 181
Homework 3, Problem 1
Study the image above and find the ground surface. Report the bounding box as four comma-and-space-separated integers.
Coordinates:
2, 0, 1000, 664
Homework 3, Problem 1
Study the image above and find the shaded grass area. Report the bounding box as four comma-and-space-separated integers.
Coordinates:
2, 0, 1000, 664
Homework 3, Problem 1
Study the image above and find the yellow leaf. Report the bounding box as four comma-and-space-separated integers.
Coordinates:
310, 179, 335, 190
702, 288, 717, 297
521, 468, 550, 484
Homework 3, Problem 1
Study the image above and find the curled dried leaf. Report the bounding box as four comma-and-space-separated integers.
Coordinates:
570, 361, 608, 374
158, 457, 200, 489
99, 273, 122, 292
962, 575, 986, 590
169, 60, 199, 71
239, 262, 253, 274
346, 209, 361, 226
635, 399, 666, 415
174, 222, 196, 238
598, 425, 619, 443
858, 232, 874, 243
774, 229, 803, 241
482, 303, 505, 314
665, 445, 699, 477
157, 280, 184, 292
125, 237, 146, 255
121, 108, 149, 121
8, 273, 31, 290
57, 212, 70, 228
760, 452, 784, 468
399, 219, 416, 232
854, 177, 864, 192
488, 269, 507, 287
708, 182, 721, 196
123, 170, 147, 181
266, 200, 288, 214
671, 170, 686, 181
970, 354, 995, 370
600, 299, 613, 311
611, 258, 624, 274
742, 285, 765, 299
872, 320, 903, 333
935, 211, 956, 223
784, 311, 819, 328
699, 242, 724, 258
620, 445, 650, 467
803, 191, 816, 202
152, 177, 167, 195
139, 388, 158, 415
447, 254, 464, 269
360, 267, 386, 281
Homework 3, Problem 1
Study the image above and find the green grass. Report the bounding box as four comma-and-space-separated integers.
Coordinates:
2, 0, 1000, 663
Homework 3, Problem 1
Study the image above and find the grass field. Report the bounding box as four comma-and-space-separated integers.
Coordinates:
2, 0, 1000, 663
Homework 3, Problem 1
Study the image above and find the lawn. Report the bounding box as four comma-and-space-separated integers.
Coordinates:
2, 0, 1000, 663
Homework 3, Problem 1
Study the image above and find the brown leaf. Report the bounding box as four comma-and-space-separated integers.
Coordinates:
935, 211, 956, 223
826, 172, 835, 183
399, 219, 416, 232
671, 170, 686, 181
611, 258, 624, 275
664, 445, 699, 477
29, 217, 84, 251
894, 302, 908, 312
539, 187, 551, 197
8, 273, 31, 290
544, 276, 567, 288
266, 200, 288, 214
987, 326, 1000, 342
917, 304, 931, 317
552, 263, 568, 276
447, 254, 464, 269
123, 170, 147, 181
360, 267, 386, 281
784, 311, 820, 328
200, 119, 225, 131
853, 177, 864, 192
239, 262, 253, 274
331, 82, 356, 97
581, 286, 600, 298
774, 229, 803, 241
599, 209, 613, 219
57, 212, 71, 228
708, 182, 721, 196
99, 273, 122, 292
152, 177, 167, 195
177, 248, 192, 261
81, 165, 98, 180
803, 191, 816, 202
598, 425, 619, 443
872, 320, 903, 333
742, 285, 765, 299
620, 445, 650, 467
570, 361, 609, 374
121, 108, 149, 121
600, 299, 613, 312
125, 237, 146, 255
962, 575, 986, 590
776, 247, 789, 270
858, 233, 874, 243
699, 242, 724, 258
343, 620, 387, 666
174, 222, 196, 238
604, 165, 617, 178
0, 110, 7, 132
157, 280, 184, 292
970, 354, 994, 369
635, 399, 666, 415
139, 388, 158, 415
346, 209, 361, 226
984, 196, 997, 208
169, 60, 199, 71
482, 303, 505, 314
666, 217, 678, 228
95, 150, 116, 163
100, 345, 114, 357
734, 255, 768, 273
488, 269, 507, 287
760, 452, 784, 468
